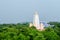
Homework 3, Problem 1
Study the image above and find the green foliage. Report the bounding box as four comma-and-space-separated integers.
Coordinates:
0, 22, 60, 40
48, 22, 60, 28
43, 27, 59, 40
48, 22, 60, 37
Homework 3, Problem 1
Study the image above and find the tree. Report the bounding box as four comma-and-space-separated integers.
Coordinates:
43, 27, 60, 40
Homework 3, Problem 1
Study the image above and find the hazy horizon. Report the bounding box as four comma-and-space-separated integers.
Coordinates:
0, 0, 60, 23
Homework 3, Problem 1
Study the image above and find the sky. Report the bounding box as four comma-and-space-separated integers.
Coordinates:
0, 0, 60, 23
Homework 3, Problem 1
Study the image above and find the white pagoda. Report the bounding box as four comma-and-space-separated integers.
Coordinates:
29, 11, 44, 31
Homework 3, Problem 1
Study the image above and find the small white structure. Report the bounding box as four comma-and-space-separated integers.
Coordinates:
29, 23, 33, 27
40, 22, 45, 31
29, 11, 44, 31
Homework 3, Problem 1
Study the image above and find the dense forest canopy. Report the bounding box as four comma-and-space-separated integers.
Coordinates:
0, 22, 60, 40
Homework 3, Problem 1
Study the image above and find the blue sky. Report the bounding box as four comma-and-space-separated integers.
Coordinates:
0, 0, 60, 23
